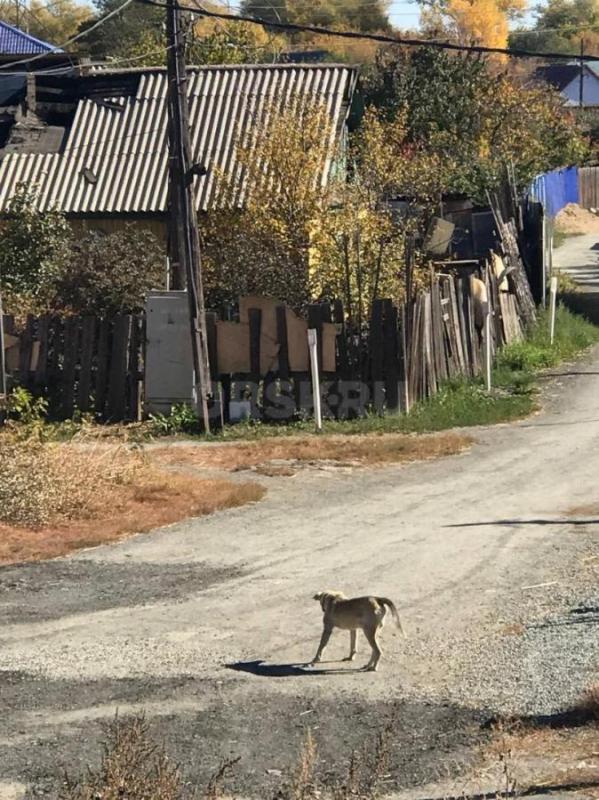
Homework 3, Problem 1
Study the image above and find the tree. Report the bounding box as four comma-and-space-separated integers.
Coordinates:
509, 0, 599, 55
202, 103, 436, 324
82, 0, 281, 66
364, 46, 589, 200
239, 0, 391, 32
0, 185, 72, 316
419, 0, 525, 49
53, 227, 166, 315
0, 0, 91, 47
79, 0, 164, 61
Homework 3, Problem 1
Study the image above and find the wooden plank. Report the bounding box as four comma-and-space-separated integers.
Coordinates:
248, 308, 262, 380
61, 316, 80, 419
447, 277, 467, 376
95, 318, 111, 418
333, 299, 349, 378
369, 299, 385, 412
18, 315, 35, 390
408, 295, 422, 404
423, 292, 435, 396
127, 315, 141, 422
276, 305, 290, 380
206, 311, 218, 380
106, 315, 131, 421
431, 278, 448, 383
77, 317, 96, 413
307, 304, 324, 374
34, 315, 50, 392
382, 300, 399, 412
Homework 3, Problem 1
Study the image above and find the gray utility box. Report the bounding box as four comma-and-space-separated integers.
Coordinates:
145, 290, 194, 415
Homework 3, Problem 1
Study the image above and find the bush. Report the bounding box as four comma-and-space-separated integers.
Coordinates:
0, 434, 144, 528
53, 226, 166, 315
0, 184, 72, 314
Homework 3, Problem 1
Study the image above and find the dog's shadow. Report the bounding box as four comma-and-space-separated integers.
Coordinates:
225, 659, 365, 677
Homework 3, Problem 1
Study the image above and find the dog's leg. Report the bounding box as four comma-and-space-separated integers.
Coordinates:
343, 629, 357, 661
363, 626, 382, 672
310, 625, 333, 665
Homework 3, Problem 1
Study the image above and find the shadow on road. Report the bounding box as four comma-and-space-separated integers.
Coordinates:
561, 290, 599, 325
225, 660, 364, 677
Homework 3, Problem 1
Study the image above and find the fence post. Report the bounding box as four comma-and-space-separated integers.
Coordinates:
484, 301, 492, 392
0, 295, 6, 408
550, 276, 558, 345
307, 328, 322, 432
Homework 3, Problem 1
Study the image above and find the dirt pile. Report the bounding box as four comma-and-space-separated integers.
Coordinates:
555, 203, 599, 234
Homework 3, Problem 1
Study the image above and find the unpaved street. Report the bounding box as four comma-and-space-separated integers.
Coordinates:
1, 344, 599, 796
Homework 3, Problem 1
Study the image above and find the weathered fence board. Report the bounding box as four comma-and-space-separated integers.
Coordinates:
579, 167, 599, 210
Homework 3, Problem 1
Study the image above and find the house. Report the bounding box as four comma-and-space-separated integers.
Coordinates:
533, 62, 599, 108
0, 64, 360, 241
0, 21, 78, 148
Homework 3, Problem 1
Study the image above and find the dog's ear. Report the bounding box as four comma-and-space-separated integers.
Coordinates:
313, 592, 323, 601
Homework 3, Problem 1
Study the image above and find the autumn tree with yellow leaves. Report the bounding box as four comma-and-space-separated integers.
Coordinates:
419, 0, 526, 49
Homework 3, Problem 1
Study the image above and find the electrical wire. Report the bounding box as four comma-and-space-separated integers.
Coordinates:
138, 0, 599, 60
0, 0, 136, 72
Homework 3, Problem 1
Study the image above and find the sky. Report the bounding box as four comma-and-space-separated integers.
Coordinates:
388, 0, 420, 31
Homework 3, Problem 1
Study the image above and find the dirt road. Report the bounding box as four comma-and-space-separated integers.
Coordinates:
1, 350, 599, 796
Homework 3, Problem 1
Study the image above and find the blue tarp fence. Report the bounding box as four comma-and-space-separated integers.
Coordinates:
528, 166, 579, 218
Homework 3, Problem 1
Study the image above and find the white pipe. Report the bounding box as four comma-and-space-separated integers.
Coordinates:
307, 328, 322, 432
550, 276, 558, 345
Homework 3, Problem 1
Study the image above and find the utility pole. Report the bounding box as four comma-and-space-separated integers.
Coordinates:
165, 0, 212, 432
579, 37, 584, 109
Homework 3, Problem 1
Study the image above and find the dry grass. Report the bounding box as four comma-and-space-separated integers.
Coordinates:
152, 431, 472, 474
0, 435, 264, 565
61, 713, 397, 800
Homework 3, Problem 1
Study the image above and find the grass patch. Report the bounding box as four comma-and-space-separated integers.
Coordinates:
552, 230, 584, 249
152, 431, 471, 473
0, 435, 264, 565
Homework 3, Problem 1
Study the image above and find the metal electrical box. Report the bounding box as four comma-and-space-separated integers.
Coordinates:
144, 291, 194, 415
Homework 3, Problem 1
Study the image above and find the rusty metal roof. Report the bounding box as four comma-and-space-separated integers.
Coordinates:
0, 64, 357, 215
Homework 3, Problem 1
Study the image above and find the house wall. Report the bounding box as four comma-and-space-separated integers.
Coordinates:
68, 216, 168, 243
562, 72, 599, 107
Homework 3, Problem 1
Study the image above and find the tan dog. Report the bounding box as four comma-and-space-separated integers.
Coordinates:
310, 591, 406, 671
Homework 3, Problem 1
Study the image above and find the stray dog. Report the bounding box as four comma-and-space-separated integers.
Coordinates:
310, 591, 406, 671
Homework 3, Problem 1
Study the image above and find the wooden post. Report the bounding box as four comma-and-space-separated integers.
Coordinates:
0, 293, 6, 403
165, 0, 212, 432
484, 302, 492, 392
550, 276, 558, 345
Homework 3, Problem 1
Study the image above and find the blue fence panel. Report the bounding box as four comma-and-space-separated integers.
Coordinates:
528, 166, 579, 218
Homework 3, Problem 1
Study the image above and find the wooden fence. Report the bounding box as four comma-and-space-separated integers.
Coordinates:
579, 167, 599, 210
2, 216, 536, 423
2, 313, 144, 422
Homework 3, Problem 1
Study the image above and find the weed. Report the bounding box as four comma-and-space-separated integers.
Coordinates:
578, 684, 599, 722
60, 715, 185, 800
149, 404, 201, 436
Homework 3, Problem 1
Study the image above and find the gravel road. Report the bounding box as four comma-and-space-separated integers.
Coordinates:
1, 345, 598, 797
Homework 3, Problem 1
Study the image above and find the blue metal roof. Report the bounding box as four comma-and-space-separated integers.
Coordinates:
0, 20, 61, 54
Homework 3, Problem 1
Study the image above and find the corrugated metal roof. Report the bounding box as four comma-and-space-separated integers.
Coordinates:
0, 64, 357, 215
0, 20, 60, 54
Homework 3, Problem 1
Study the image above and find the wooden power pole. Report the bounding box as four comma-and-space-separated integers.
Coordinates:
165, 0, 212, 432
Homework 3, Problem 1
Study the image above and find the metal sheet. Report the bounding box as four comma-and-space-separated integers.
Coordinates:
0, 64, 357, 215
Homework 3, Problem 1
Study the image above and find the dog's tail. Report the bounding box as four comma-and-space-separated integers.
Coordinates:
377, 597, 406, 638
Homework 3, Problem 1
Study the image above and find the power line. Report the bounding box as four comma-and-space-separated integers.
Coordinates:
138, 0, 599, 60
510, 23, 599, 36
0, 0, 135, 72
